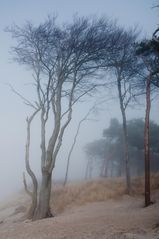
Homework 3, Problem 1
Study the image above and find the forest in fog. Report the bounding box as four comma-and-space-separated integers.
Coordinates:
84, 118, 159, 177
0, 1, 159, 239
7, 13, 159, 219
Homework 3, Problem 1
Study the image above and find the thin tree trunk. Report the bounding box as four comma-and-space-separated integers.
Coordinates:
85, 157, 93, 180
24, 111, 39, 219
89, 160, 93, 179
23, 173, 38, 219
85, 160, 89, 180
122, 108, 131, 193
144, 74, 151, 207
103, 157, 110, 177
117, 156, 122, 177
64, 105, 96, 185
63, 119, 84, 186
99, 162, 104, 177
117, 75, 131, 194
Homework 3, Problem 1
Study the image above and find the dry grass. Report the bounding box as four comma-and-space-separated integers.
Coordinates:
3, 173, 159, 217
51, 178, 125, 213
51, 173, 159, 214
132, 173, 159, 194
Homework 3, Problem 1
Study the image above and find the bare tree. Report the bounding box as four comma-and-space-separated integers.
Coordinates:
9, 85, 40, 219
105, 28, 142, 193
63, 104, 97, 186
8, 16, 118, 220
136, 33, 159, 206
64, 103, 98, 186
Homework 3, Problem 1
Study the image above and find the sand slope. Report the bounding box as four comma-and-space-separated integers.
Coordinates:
0, 193, 158, 239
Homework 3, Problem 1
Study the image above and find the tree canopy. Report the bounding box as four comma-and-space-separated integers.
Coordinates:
85, 118, 159, 177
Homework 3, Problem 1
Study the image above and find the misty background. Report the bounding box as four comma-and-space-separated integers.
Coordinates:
0, 0, 159, 200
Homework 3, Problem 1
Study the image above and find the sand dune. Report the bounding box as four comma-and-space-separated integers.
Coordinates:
0, 177, 158, 239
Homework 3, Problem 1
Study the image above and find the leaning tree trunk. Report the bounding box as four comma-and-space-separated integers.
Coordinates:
23, 172, 38, 219
24, 111, 39, 219
117, 76, 131, 194
63, 119, 84, 186
144, 73, 151, 207
64, 105, 95, 186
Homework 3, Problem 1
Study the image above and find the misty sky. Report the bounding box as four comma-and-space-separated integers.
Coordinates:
0, 0, 158, 200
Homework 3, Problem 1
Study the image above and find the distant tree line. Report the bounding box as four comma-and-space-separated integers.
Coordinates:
85, 118, 159, 179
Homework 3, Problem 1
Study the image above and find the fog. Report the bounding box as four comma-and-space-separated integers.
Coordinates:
0, 0, 158, 200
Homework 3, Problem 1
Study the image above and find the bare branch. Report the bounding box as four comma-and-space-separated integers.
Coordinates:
8, 83, 38, 110
63, 102, 98, 185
